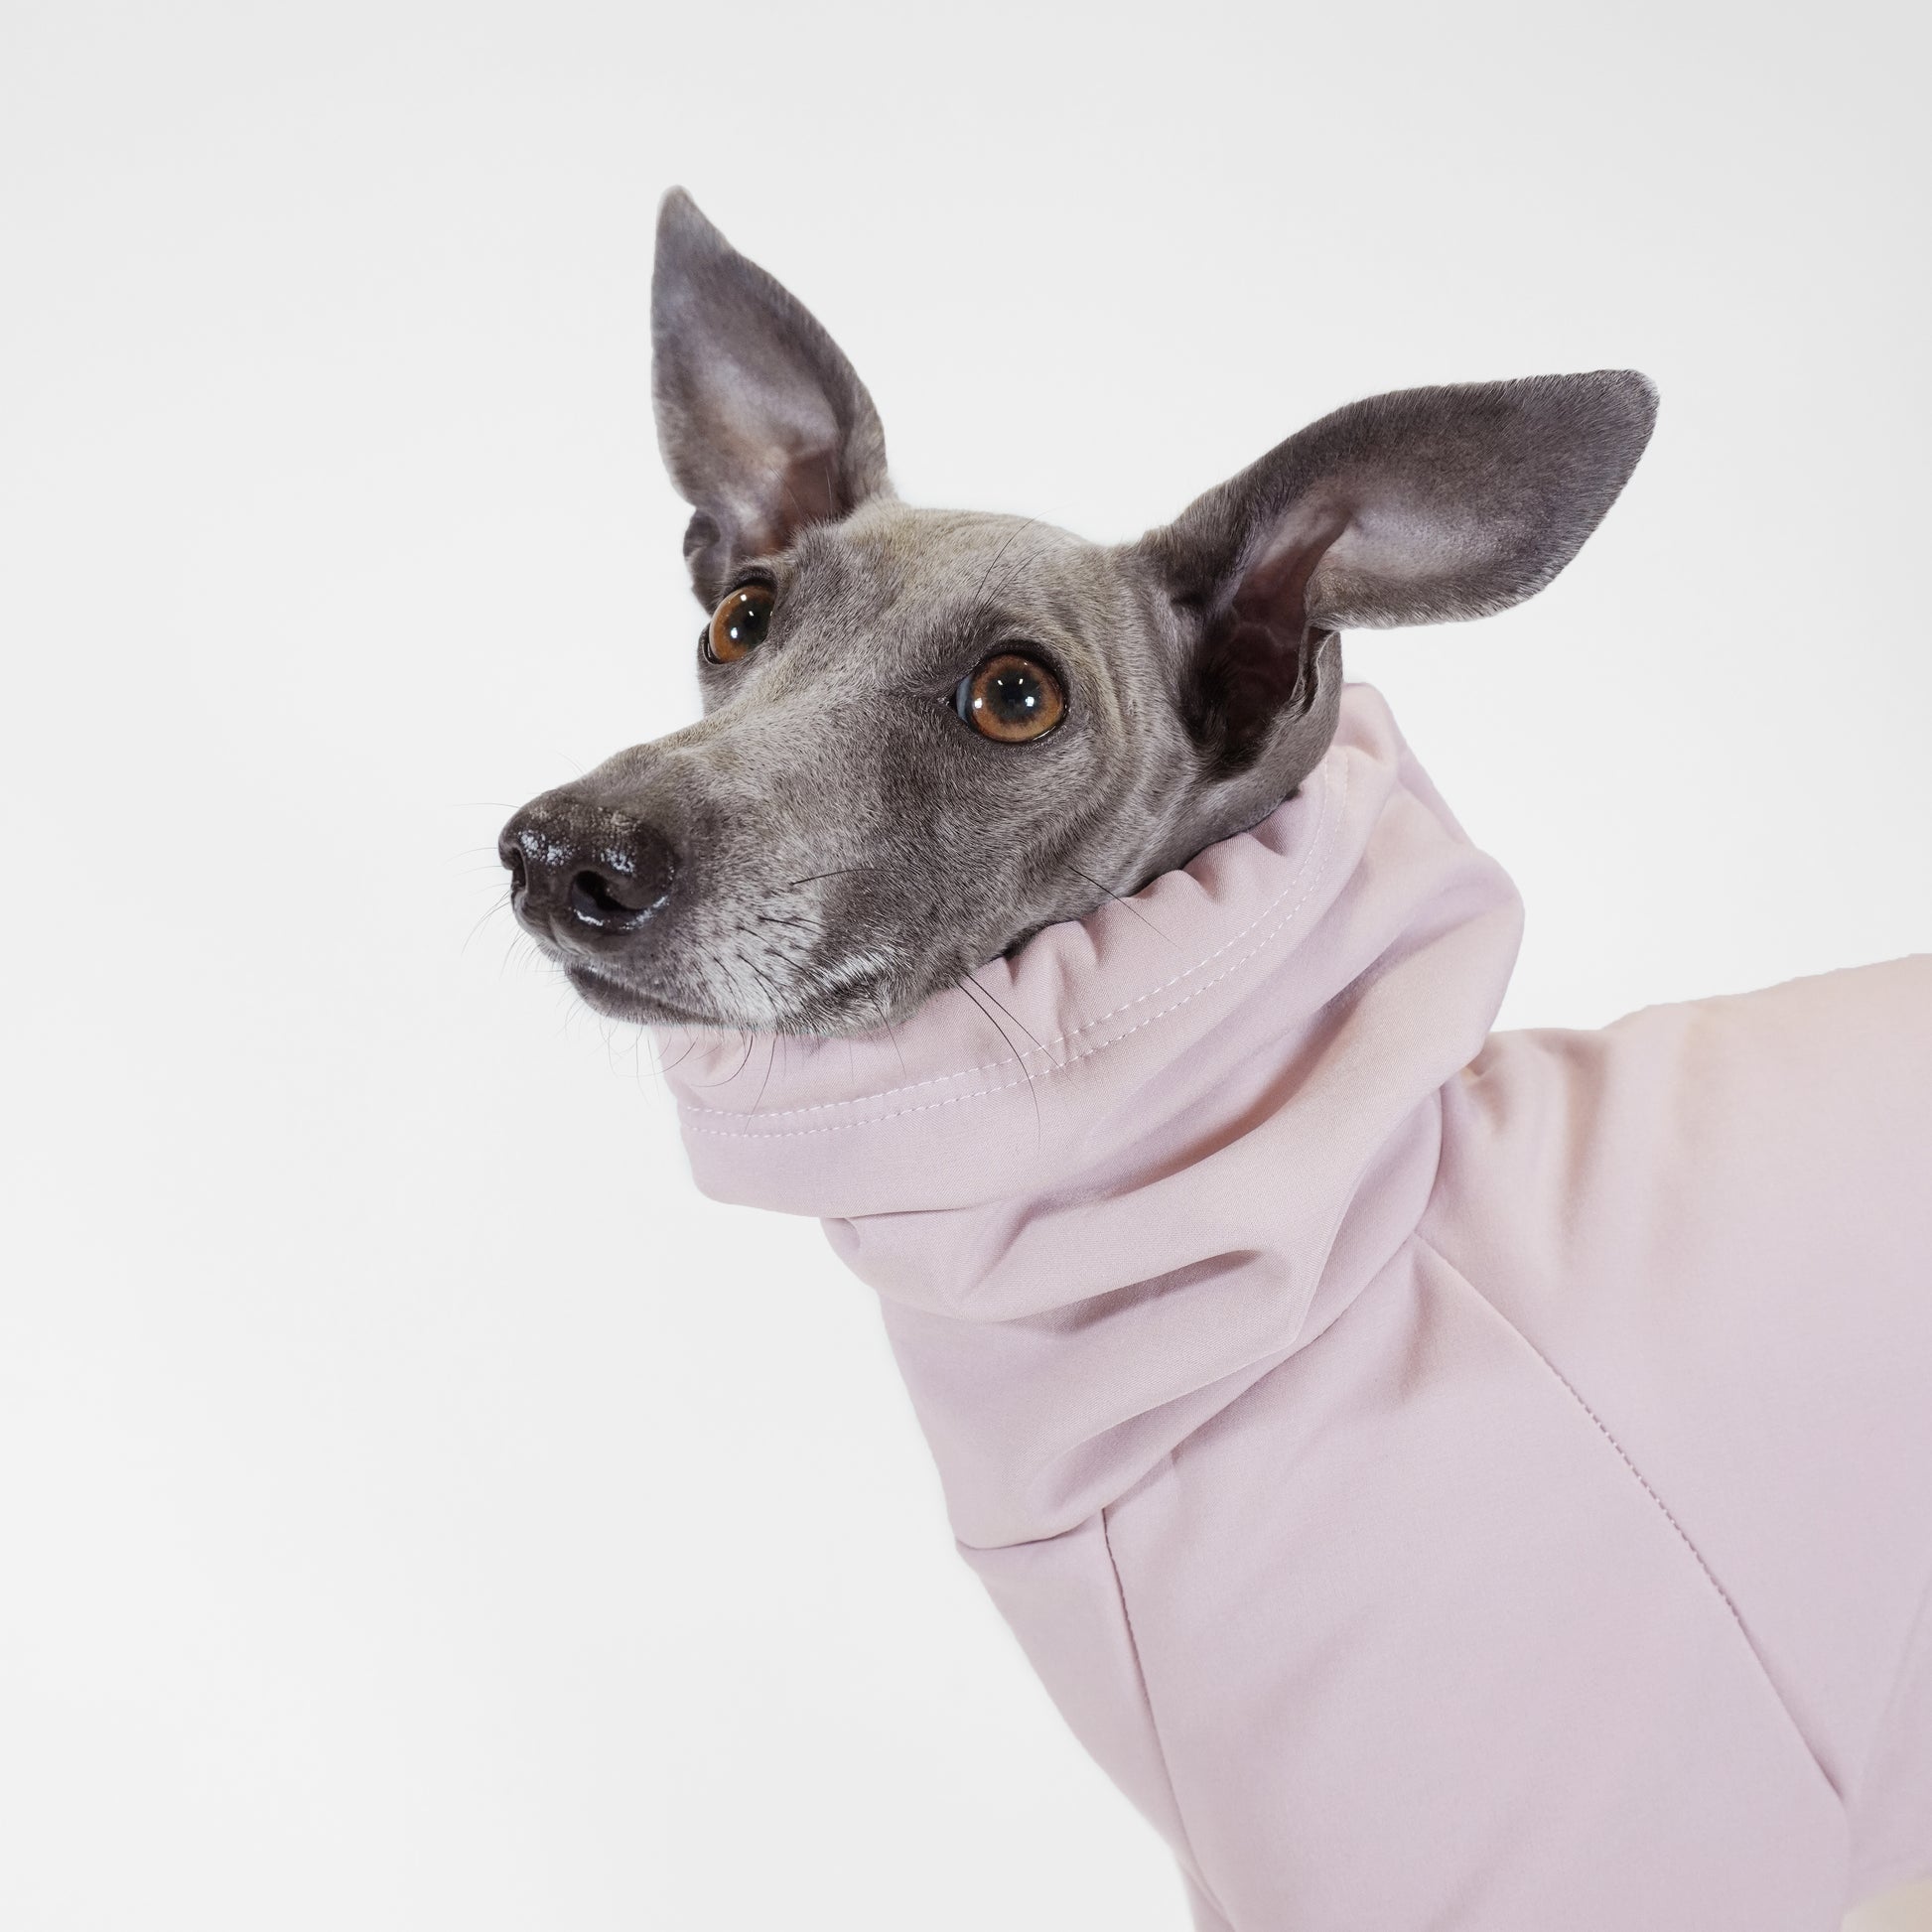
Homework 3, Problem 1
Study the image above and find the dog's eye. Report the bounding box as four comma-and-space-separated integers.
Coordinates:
705, 585, 773, 663
954, 651, 1066, 744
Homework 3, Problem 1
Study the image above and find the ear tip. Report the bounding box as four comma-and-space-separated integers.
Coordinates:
655, 186, 725, 257
1586, 367, 1661, 433
1601, 366, 1659, 404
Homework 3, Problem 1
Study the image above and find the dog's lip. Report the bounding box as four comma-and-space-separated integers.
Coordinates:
562, 959, 722, 1029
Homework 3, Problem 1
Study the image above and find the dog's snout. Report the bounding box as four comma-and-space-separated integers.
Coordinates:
498, 797, 678, 944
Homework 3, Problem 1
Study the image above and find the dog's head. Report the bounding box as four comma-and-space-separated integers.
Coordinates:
500, 191, 1654, 1035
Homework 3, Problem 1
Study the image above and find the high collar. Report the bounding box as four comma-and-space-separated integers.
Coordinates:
660, 685, 1524, 1549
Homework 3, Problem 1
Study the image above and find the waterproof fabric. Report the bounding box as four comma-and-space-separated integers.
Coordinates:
659, 684, 1932, 1930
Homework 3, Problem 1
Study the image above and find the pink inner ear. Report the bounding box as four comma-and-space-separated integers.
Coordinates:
1189, 507, 1350, 769
717, 443, 850, 564
1233, 502, 1351, 638
772, 445, 848, 536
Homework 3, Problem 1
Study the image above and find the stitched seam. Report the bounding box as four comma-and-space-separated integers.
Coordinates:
675, 756, 1343, 1122
1098, 1499, 1231, 1927
681, 757, 1351, 1142
1414, 1229, 1843, 1808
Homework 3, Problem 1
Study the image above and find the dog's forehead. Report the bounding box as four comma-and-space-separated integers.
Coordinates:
794, 500, 1096, 610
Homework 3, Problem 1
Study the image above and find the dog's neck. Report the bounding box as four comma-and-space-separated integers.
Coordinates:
660, 686, 1524, 1550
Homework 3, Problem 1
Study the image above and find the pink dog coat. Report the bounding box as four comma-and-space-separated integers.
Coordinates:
660, 685, 1932, 1929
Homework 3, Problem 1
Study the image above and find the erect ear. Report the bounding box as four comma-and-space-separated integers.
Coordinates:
1138, 371, 1658, 768
651, 189, 890, 607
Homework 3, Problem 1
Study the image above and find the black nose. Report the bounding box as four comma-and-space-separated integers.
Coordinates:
498, 796, 679, 944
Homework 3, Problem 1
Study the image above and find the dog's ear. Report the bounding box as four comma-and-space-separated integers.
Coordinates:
1137, 372, 1657, 768
651, 190, 890, 607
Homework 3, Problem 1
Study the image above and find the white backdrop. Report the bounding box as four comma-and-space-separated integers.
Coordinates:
3, 2, 1928, 1928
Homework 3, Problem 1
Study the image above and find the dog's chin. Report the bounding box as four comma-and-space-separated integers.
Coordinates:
562, 961, 723, 1029
553, 927, 1018, 1038
562, 955, 942, 1039
559, 958, 855, 1035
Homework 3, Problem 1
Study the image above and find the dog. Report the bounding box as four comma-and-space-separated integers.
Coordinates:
500, 191, 1932, 1930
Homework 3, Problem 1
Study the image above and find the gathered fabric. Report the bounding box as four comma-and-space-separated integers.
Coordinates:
660, 684, 1932, 1930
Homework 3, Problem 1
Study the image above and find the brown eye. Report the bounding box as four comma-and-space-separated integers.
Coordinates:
955, 651, 1066, 743
705, 584, 773, 663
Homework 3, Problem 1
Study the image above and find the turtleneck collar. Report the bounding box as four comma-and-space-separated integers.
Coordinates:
659, 685, 1524, 1550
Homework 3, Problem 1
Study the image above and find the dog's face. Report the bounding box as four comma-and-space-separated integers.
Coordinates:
505, 499, 1289, 1035
500, 192, 1654, 1035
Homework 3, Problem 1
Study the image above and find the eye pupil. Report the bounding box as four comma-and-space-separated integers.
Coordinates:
956, 651, 1065, 743
706, 585, 773, 663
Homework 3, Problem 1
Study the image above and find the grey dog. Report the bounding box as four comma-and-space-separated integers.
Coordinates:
498, 190, 1652, 1024
495, 199, 1932, 1931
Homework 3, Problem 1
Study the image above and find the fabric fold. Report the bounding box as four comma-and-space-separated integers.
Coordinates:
656, 682, 1932, 1928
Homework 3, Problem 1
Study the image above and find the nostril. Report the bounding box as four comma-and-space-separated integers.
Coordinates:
564, 845, 673, 931
497, 825, 531, 896
569, 869, 633, 922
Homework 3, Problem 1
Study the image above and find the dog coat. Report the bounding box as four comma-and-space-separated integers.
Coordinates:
659, 684, 1932, 1930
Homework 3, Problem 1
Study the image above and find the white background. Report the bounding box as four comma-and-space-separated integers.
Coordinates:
3, 2, 1928, 1927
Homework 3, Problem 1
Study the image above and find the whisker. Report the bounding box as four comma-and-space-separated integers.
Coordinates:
682, 1029, 752, 1088
750, 1032, 782, 1113
964, 969, 1052, 1062
984, 540, 1051, 609
1063, 863, 1178, 949
460, 894, 512, 960
654, 1032, 701, 1076
781, 864, 888, 890
971, 516, 1038, 608
870, 992, 909, 1079
954, 978, 1041, 1152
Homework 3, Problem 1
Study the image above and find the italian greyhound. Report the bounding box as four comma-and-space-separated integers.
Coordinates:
496, 193, 1932, 1931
